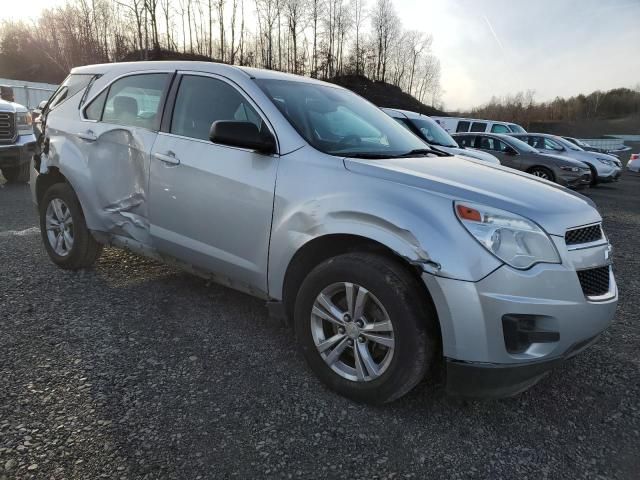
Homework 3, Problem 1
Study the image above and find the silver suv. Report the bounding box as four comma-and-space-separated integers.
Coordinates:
32, 62, 617, 403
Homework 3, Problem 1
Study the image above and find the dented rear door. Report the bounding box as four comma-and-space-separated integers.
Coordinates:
77, 72, 173, 244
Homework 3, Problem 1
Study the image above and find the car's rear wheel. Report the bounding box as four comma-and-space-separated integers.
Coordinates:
528, 166, 555, 182
294, 252, 438, 404
39, 182, 103, 269
2, 161, 30, 183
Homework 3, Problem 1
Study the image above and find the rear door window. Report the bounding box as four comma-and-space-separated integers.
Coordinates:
491, 123, 510, 133
100, 74, 170, 130
456, 121, 470, 132
455, 135, 475, 147
470, 122, 487, 132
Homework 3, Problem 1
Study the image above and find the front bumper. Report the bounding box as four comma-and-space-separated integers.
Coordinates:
598, 168, 621, 182
0, 134, 36, 168
422, 236, 617, 398
559, 169, 591, 188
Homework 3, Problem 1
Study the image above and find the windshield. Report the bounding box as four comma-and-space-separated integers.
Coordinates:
408, 117, 458, 147
555, 136, 583, 151
507, 136, 540, 153
255, 79, 429, 158
508, 123, 526, 133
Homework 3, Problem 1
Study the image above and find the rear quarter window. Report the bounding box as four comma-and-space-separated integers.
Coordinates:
47, 74, 96, 111
470, 122, 487, 132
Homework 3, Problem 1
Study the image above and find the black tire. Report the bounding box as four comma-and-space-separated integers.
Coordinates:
294, 252, 438, 404
39, 182, 103, 269
2, 161, 30, 183
587, 164, 598, 186
528, 166, 555, 183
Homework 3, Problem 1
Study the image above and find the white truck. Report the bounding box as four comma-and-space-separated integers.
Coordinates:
0, 95, 37, 183
432, 116, 526, 135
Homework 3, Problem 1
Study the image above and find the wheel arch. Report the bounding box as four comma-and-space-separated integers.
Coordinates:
526, 165, 555, 180
36, 167, 69, 207
281, 233, 439, 330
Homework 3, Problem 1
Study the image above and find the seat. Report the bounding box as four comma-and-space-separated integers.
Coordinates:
113, 96, 139, 125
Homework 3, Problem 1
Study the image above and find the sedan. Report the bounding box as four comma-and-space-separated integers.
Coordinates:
452, 132, 592, 188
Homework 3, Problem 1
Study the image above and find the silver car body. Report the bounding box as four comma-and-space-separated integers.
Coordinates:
381, 108, 501, 165
32, 62, 617, 395
510, 133, 622, 182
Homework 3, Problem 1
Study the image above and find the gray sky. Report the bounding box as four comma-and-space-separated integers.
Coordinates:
397, 0, 640, 110
6, 0, 640, 110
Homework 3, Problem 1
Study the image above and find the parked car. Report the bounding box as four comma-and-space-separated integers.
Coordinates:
627, 153, 640, 173
33, 61, 617, 403
432, 116, 526, 134
509, 133, 622, 185
0, 96, 37, 183
381, 108, 500, 164
562, 136, 623, 158
452, 132, 592, 188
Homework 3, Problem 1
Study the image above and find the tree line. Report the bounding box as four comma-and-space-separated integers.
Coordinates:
465, 87, 640, 127
0, 0, 443, 107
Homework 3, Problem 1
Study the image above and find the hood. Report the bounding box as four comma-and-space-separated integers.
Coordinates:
454, 147, 501, 165
0, 98, 27, 113
343, 154, 601, 236
539, 152, 591, 168
431, 145, 500, 164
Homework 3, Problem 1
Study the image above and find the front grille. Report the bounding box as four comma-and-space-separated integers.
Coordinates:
577, 266, 610, 297
0, 112, 15, 143
565, 224, 603, 245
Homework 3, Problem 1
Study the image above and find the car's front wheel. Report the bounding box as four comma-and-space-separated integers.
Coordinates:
2, 161, 30, 183
528, 166, 555, 182
294, 252, 438, 404
39, 182, 103, 269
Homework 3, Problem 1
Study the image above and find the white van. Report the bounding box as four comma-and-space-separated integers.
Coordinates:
432, 116, 526, 134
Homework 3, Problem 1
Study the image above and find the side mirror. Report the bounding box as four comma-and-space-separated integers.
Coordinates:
38, 100, 48, 110
209, 121, 276, 154
505, 146, 518, 156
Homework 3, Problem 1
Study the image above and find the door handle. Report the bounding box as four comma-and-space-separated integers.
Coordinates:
77, 130, 97, 142
153, 151, 180, 165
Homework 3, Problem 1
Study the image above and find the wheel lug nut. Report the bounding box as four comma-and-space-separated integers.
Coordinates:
355, 320, 364, 328
347, 339, 354, 346
343, 314, 351, 322
338, 327, 345, 334
358, 336, 365, 343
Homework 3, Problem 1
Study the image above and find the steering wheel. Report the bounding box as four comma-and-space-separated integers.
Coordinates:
338, 135, 362, 147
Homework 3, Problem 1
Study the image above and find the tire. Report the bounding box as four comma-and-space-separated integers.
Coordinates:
294, 252, 438, 404
39, 182, 103, 269
587, 164, 598, 186
2, 161, 30, 183
528, 166, 555, 183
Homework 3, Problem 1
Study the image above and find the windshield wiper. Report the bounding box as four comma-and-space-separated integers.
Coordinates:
393, 148, 449, 158
341, 152, 398, 159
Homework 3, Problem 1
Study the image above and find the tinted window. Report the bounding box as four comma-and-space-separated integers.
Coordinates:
491, 123, 510, 133
48, 74, 96, 110
456, 121, 470, 132
102, 74, 169, 130
476, 136, 509, 151
470, 122, 487, 132
454, 135, 475, 147
543, 137, 563, 151
171, 75, 264, 141
256, 79, 427, 157
508, 123, 526, 133
84, 89, 107, 121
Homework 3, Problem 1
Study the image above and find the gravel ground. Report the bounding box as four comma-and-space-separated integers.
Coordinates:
0, 172, 639, 479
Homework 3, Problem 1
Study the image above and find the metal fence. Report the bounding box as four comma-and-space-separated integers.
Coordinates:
579, 138, 630, 152
0, 78, 58, 110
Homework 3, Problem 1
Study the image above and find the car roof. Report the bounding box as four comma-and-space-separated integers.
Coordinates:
70, 61, 341, 88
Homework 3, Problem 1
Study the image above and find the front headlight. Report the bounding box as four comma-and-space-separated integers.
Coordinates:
560, 166, 580, 172
596, 157, 614, 166
16, 112, 33, 136
454, 201, 560, 269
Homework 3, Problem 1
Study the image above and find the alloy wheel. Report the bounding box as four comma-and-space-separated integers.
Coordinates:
45, 198, 74, 257
310, 282, 395, 382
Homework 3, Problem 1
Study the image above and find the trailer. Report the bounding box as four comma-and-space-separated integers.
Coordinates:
0, 78, 58, 110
